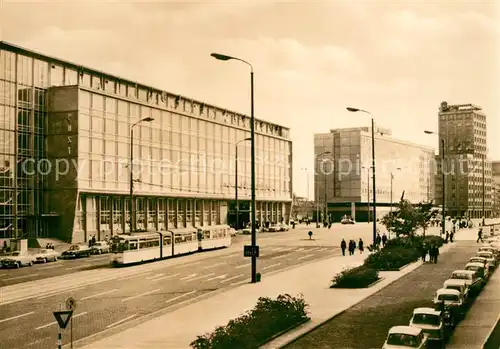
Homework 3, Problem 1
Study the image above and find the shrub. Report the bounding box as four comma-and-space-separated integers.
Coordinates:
331, 265, 379, 288
364, 246, 420, 271
190, 294, 309, 349
423, 235, 445, 247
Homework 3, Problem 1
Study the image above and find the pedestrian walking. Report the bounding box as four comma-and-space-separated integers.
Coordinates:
433, 245, 440, 263
477, 228, 483, 243
428, 245, 435, 263
376, 233, 382, 248
445, 231, 449, 243
450, 231, 454, 243
340, 239, 347, 256
381, 233, 387, 247
349, 240, 356, 255
358, 238, 364, 254
420, 243, 428, 262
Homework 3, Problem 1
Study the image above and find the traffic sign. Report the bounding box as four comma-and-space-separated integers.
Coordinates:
53, 310, 73, 329
65, 297, 76, 311
243, 245, 259, 258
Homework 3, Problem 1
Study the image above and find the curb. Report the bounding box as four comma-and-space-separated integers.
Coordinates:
367, 277, 385, 288
262, 318, 311, 345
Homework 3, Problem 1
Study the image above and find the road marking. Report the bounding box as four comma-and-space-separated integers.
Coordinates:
317, 248, 327, 252
220, 274, 244, 284
186, 273, 215, 282
3, 274, 39, 281
81, 289, 119, 300
38, 264, 62, 269
165, 290, 197, 304
229, 280, 248, 287
235, 263, 250, 269
203, 274, 227, 282
308, 247, 319, 252
145, 273, 164, 280
202, 262, 224, 269
152, 273, 180, 282
65, 264, 91, 271
25, 336, 50, 347
272, 247, 284, 252
296, 248, 305, 252
175, 261, 200, 268
180, 273, 197, 281
121, 289, 160, 302
106, 314, 137, 328
37, 285, 86, 300
121, 271, 152, 280
35, 312, 88, 330
263, 263, 281, 270
221, 254, 237, 259
0, 311, 35, 323
272, 253, 290, 260
298, 254, 314, 260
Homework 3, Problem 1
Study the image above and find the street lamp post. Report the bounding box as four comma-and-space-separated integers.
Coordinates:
347, 107, 377, 246
129, 117, 154, 233
482, 154, 486, 225
390, 168, 402, 214
315, 152, 331, 228
235, 138, 251, 230
424, 130, 445, 237
211, 53, 258, 283
362, 166, 371, 223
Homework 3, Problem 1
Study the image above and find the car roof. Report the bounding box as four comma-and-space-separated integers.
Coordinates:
444, 279, 466, 286
452, 270, 475, 275
466, 262, 485, 268
437, 288, 460, 296
470, 256, 487, 260
389, 326, 421, 336
413, 307, 440, 316
477, 251, 493, 255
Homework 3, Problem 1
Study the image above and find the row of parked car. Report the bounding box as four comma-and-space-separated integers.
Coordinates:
241, 223, 290, 234
382, 237, 500, 349
0, 241, 111, 268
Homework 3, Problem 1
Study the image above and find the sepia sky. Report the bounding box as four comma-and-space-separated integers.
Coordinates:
1, 0, 499, 198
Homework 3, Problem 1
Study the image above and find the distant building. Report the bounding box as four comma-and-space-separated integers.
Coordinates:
436, 101, 493, 218
492, 161, 500, 217
314, 126, 435, 222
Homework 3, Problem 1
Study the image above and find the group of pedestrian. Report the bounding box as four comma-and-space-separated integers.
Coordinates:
445, 229, 455, 243
44, 243, 55, 250
420, 243, 440, 263
375, 232, 388, 249
88, 235, 97, 247
340, 238, 364, 256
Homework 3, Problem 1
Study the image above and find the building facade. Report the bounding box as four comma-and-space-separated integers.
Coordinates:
435, 101, 493, 218
492, 161, 500, 217
0, 42, 292, 242
314, 126, 435, 221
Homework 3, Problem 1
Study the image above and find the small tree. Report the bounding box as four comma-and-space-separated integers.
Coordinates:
381, 199, 420, 237
414, 201, 439, 236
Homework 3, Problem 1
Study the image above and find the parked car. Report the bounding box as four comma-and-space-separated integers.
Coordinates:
279, 224, 290, 231
476, 251, 497, 270
1, 252, 36, 268
409, 307, 447, 345
341, 218, 355, 224
465, 262, 489, 282
479, 245, 499, 259
469, 256, 490, 271
268, 224, 280, 232
61, 244, 91, 259
382, 326, 429, 349
34, 249, 60, 263
449, 270, 482, 295
433, 288, 465, 319
228, 228, 237, 237
443, 279, 469, 301
90, 241, 110, 254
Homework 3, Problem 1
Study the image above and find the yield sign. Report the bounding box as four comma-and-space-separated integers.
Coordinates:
53, 310, 73, 329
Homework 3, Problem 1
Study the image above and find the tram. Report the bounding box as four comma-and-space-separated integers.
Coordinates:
109, 225, 231, 265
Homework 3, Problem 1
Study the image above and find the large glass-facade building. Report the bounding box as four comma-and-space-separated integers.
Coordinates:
0, 41, 292, 242
314, 126, 435, 221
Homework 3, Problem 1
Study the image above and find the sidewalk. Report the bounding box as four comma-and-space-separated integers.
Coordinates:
447, 260, 500, 348
77, 236, 457, 349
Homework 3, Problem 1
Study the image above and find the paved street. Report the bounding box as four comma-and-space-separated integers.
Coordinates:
285, 240, 481, 349
0, 224, 368, 349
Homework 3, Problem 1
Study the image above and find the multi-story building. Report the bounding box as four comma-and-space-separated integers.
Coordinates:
435, 101, 492, 218
0, 41, 292, 243
314, 126, 435, 221
492, 161, 500, 217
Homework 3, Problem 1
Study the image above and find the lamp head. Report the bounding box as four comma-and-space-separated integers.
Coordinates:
424, 130, 434, 134
244, 137, 251, 141
143, 117, 154, 122
211, 53, 233, 61
346, 107, 360, 112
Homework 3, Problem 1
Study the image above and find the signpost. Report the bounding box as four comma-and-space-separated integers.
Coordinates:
53, 310, 73, 349
244, 245, 259, 258
65, 297, 76, 348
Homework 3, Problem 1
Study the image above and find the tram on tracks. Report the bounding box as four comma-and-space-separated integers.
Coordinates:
109, 224, 231, 265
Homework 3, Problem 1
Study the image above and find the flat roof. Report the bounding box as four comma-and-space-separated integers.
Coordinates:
0, 41, 290, 132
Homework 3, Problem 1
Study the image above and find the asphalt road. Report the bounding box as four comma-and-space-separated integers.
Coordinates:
285, 241, 481, 349
0, 227, 348, 349
0, 223, 376, 287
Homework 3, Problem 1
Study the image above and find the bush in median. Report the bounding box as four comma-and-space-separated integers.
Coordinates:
190, 293, 309, 349
364, 246, 421, 271
422, 235, 445, 247
331, 265, 379, 288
